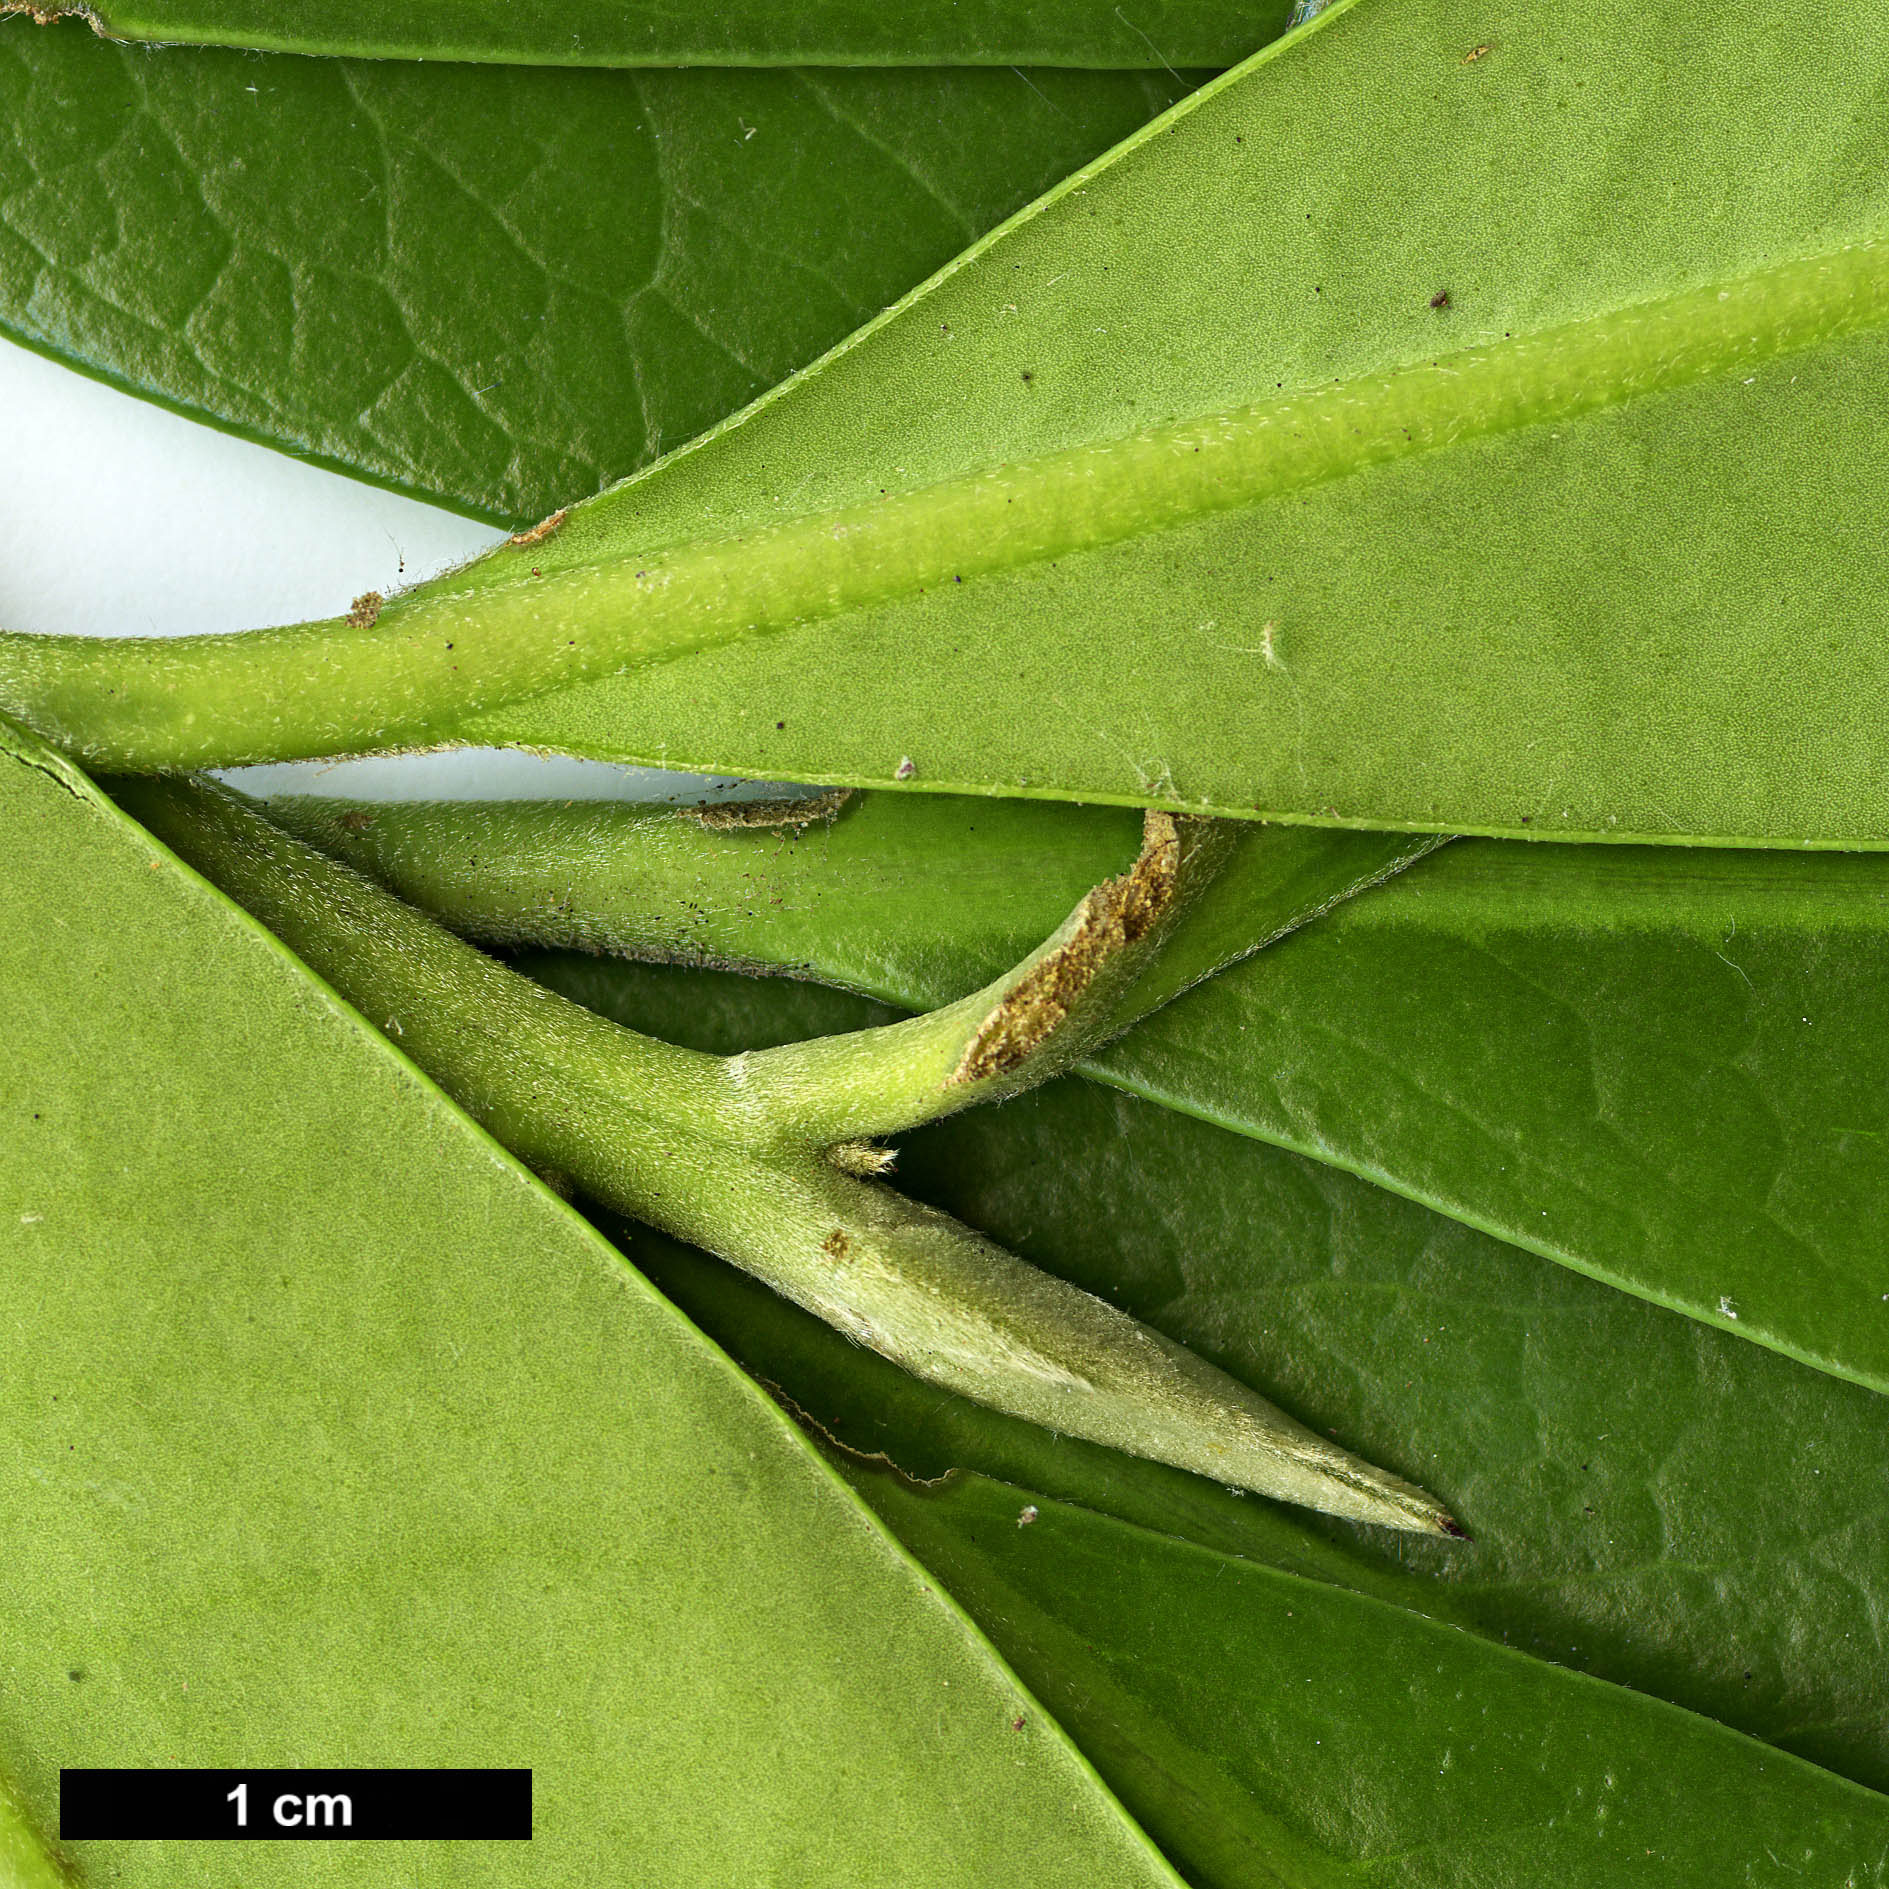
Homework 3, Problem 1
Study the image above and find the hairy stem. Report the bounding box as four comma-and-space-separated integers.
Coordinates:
114, 772, 1460, 1535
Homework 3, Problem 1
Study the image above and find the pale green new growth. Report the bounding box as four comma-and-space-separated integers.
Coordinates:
116, 774, 1458, 1536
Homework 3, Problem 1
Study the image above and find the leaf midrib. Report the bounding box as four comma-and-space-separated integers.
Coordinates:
1279, 840, 1889, 938
452, 234, 1889, 678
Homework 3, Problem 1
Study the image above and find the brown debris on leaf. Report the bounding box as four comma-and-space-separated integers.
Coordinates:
686, 788, 852, 832
952, 809, 1182, 1087
346, 592, 384, 630
508, 507, 569, 549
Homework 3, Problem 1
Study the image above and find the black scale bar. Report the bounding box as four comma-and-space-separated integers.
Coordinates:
60, 1768, 531, 1840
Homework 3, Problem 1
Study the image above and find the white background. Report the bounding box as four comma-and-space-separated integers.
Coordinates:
0, 334, 789, 803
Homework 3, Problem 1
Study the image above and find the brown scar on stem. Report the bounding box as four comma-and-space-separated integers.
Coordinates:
686, 787, 852, 832
346, 591, 384, 630
508, 507, 569, 549
821, 1228, 854, 1262
951, 808, 1182, 1087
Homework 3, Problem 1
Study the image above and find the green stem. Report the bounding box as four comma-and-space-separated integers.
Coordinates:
10, 242, 1887, 773
262, 788, 1438, 1031
113, 773, 1460, 1536
722, 810, 1233, 1143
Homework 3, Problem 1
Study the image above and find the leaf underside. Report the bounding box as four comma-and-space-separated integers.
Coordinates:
31, 0, 1289, 67
431, 0, 1889, 847
0, 724, 1176, 1888
17, 4, 1889, 846
0, 23, 1200, 525
46, 727, 1889, 1881
6, 0, 1889, 1877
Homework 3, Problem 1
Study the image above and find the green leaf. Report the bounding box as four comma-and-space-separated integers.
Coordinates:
0, 1770, 66, 1889
431, 0, 1889, 846
26, 0, 1889, 808
856, 1472, 1889, 1889
116, 781, 1467, 1536
0, 23, 1196, 524
895, 1081, 1889, 1800
280, 790, 1889, 1390
29, 0, 1285, 68
261, 789, 1154, 989
540, 961, 1889, 1800
0, 724, 1180, 1887
1102, 838, 1889, 1392
261, 787, 1434, 1026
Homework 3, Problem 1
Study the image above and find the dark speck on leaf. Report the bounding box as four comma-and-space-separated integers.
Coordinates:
1430, 289, 1451, 310
776, 720, 786, 730
68, 1669, 83, 1683
1021, 370, 1035, 384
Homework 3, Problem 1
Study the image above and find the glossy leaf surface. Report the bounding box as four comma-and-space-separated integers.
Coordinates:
440, 0, 1889, 846
31, 0, 1285, 68
0, 723, 1177, 1888
295, 790, 1889, 1391
0, 24, 1194, 525
1103, 839, 1889, 1392
859, 1473, 1889, 1889
546, 959, 1889, 1802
